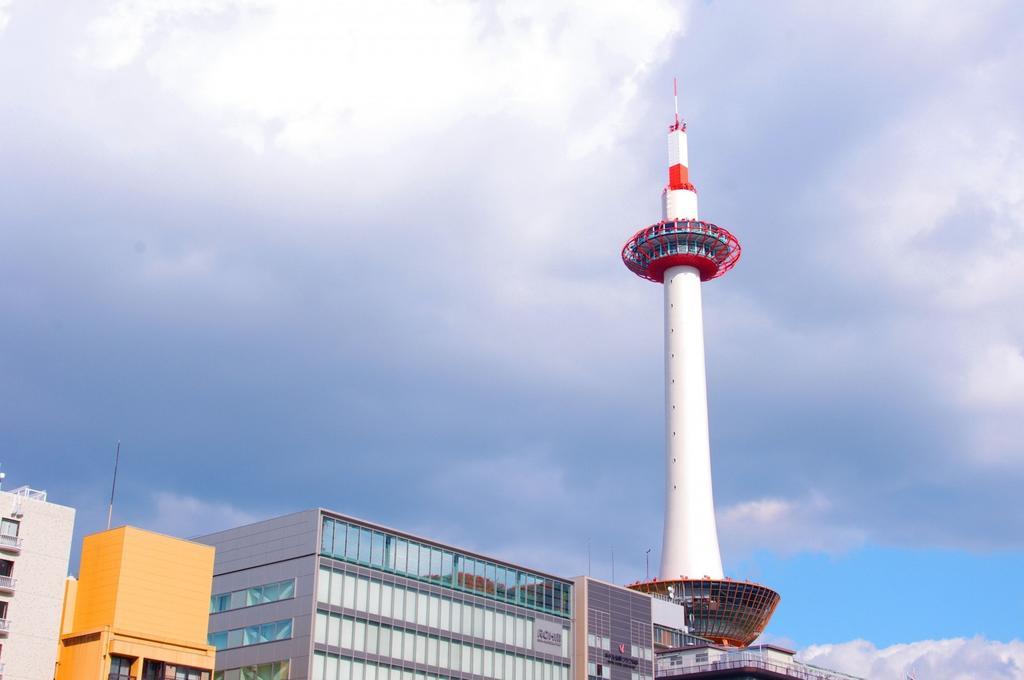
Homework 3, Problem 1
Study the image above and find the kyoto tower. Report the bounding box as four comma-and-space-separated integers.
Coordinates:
625, 83, 780, 648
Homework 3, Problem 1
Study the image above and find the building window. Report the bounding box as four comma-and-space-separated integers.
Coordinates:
214, 661, 289, 680
319, 517, 572, 618
0, 519, 19, 538
110, 656, 134, 679
208, 620, 293, 650
210, 579, 296, 613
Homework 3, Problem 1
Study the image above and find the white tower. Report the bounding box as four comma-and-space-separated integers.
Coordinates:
622, 84, 779, 647
659, 114, 724, 580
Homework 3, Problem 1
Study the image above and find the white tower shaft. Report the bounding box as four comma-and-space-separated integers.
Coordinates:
658, 123, 725, 580
661, 266, 724, 579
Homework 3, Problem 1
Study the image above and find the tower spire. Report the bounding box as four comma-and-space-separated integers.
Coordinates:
674, 77, 679, 127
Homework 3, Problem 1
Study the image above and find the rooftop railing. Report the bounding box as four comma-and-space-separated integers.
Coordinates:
7, 486, 47, 501
656, 651, 861, 680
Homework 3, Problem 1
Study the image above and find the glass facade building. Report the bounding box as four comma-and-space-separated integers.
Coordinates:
198, 509, 574, 680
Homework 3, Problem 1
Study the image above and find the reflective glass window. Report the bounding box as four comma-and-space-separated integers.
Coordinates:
430, 547, 442, 581
359, 528, 373, 564
395, 539, 408, 573
407, 543, 420, 577
442, 552, 454, 585
486, 563, 497, 595
334, 522, 348, 558
322, 519, 335, 555
345, 525, 360, 561
280, 579, 295, 600
371, 532, 386, 567
385, 536, 396, 571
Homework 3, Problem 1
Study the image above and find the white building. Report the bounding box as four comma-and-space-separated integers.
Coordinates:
0, 483, 76, 680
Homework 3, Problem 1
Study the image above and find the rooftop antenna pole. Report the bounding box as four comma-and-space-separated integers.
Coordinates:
673, 77, 680, 127
645, 548, 652, 581
106, 441, 121, 530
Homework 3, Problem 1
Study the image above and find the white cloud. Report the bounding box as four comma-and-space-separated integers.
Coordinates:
78, 0, 682, 158
964, 343, 1024, 410
800, 637, 1024, 680
142, 491, 264, 538
718, 493, 867, 558
0, 0, 12, 31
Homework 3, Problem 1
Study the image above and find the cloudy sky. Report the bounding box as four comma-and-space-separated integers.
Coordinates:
3, 1, 1024, 677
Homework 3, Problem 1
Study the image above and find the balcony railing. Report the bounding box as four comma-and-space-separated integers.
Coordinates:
0, 618, 9, 634
0, 534, 22, 552
0, 576, 16, 592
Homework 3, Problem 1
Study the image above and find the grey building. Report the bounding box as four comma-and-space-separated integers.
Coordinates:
197, 510, 574, 680
572, 577, 656, 680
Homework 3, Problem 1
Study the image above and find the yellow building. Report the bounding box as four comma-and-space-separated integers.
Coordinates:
55, 526, 218, 680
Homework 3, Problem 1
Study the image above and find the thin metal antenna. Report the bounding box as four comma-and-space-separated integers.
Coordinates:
645, 548, 652, 581
673, 77, 679, 126
106, 441, 121, 530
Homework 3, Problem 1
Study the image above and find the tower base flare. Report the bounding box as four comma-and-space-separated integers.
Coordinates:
628, 578, 780, 648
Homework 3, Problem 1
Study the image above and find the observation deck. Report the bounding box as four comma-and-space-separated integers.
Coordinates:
622, 219, 740, 283
629, 578, 780, 648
